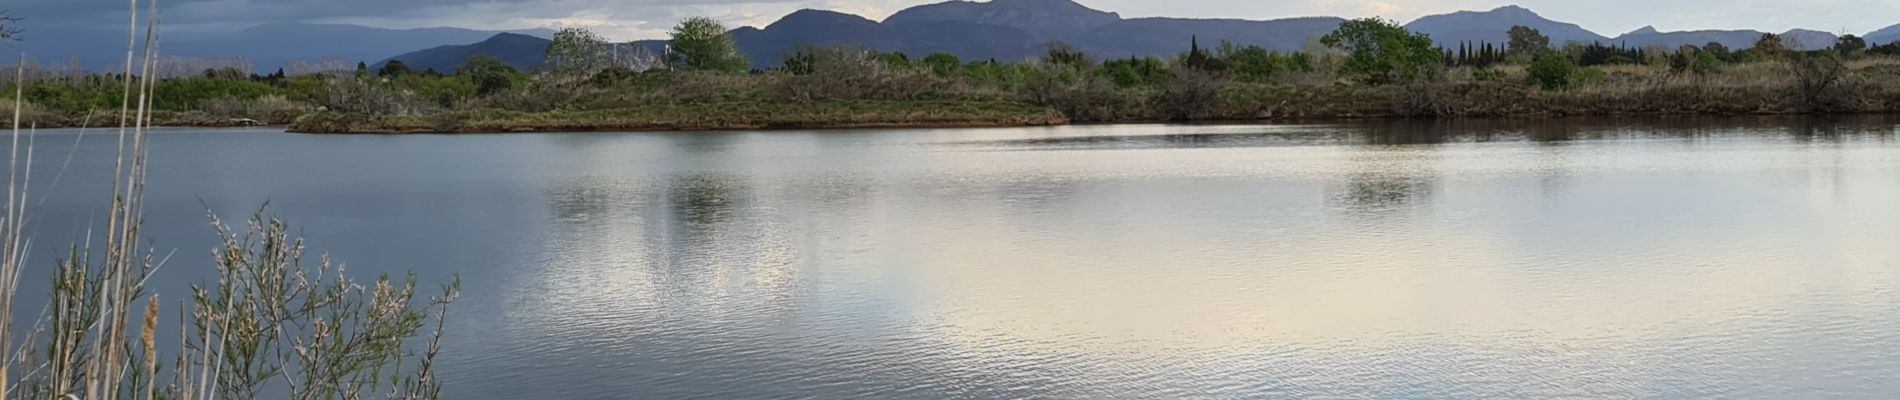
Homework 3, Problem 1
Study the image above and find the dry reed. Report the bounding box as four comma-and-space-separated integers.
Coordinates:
3, 0, 460, 398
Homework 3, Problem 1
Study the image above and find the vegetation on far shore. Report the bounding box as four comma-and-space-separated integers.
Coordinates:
6, 17, 1900, 133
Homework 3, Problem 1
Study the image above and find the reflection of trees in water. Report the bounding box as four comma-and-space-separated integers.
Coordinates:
1347, 115, 1900, 144
669, 174, 745, 227
536, 171, 810, 327
1328, 147, 1438, 214
1359, 118, 1595, 144
996, 177, 1080, 217
1359, 120, 1455, 146
1782, 115, 1900, 142
1335, 172, 1435, 211
548, 178, 621, 223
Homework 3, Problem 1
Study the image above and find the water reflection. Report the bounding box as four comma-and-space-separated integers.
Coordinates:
25, 117, 1900, 399
667, 174, 745, 227
1330, 150, 1438, 213
949, 116, 1897, 153
493, 116, 1900, 399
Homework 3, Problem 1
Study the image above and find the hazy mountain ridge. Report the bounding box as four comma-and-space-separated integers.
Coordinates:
381, 0, 1894, 73
883, 0, 1122, 38
1870, 24, 1900, 45
1610, 26, 1837, 51
385, 0, 1346, 70
381, 33, 554, 72
12, 22, 552, 71
1403, 5, 1607, 46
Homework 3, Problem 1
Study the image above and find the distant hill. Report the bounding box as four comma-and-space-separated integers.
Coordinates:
1404, 5, 1607, 46
381, 33, 553, 72
1611, 26, 1835, 51
1072, 17, 1344, 59
12, 22, 552, 71
883, 0, 1121, 38
383, 0, 1341, 70
1871, 24, 1900, 45
729, 10, 897, 66
1781, 29, 1840, 50
369, 1, 1885, 73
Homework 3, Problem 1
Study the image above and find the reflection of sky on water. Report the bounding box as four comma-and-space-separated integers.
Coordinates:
25, 116, 1900, 398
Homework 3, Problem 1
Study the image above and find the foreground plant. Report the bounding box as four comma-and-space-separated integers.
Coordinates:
182, 212, 458, 400
3, 1, 462, 399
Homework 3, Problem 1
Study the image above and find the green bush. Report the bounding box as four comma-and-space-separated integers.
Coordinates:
922, 53, 961, 76
1693, 52, 1722, 75
1528, 49, 1579, 90
154, 78, 282, 110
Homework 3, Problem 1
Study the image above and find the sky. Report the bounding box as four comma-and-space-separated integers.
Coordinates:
9, 0, 1900, 41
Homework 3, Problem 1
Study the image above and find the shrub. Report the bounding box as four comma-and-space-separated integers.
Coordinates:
773, 46, 946, 103
314, 77, 440, 116
201, 94, 309, 122
154, 78, 282, 110
1528, 48, 1579, 90
922, 52, 961, 76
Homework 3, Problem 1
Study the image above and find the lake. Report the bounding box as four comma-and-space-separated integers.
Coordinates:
25, 116, 1900, 398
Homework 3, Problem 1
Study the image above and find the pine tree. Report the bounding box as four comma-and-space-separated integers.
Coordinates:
1185, 35, 1213, 70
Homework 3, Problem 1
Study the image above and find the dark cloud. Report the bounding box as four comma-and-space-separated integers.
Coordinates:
9, 0, 1900, 40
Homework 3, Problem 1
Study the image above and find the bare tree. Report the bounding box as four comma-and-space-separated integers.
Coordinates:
287, 57, 355, 76
611, 44, 664, 72
0, 11, 20, 43
1789, 52, 1847, 112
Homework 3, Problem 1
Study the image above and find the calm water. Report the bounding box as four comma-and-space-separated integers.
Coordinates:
25, 116, 1900, 398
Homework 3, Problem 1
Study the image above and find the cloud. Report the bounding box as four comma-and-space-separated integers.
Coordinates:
10, 0, 1900, 41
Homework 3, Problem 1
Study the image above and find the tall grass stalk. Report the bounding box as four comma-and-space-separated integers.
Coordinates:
5, 0, 459, 398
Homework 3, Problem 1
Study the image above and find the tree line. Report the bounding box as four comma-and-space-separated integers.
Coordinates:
7, 14, 1900, 128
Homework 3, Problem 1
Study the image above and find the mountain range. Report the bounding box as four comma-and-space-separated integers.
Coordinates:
13, 0, 1900, 73
387, 1, 1896, 73
10, 23, 553, 71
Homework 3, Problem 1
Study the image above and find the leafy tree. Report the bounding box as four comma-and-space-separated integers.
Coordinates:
1527, 48, 1578, 90
355, 62, 370, 77
1218, 43, 1291, 81
456, 55, 520, 96
1872, 41, 1900, 56
1692, 51, 1722, 74
1703, 42, 1733, 62
1834, 34, 1867, 55
546, 27, 612, 73
378, 60, 413, 77
667, 17, 749, 73
1668, 45, 1698, 73
1321, 17, 1443, 85
1045, 41, 1089, 66
921, 52, 961, 75
1100, 56, 1168, 87
875, 51, 912, 70
1753, 33, 1789, 56
1506, 25, 1550, 55
202, 67, 249, 80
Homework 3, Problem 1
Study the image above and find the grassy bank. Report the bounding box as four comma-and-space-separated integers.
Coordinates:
284, 58, 1900, 133
288, 99, 1065, 133
12, 28, 1900, 133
